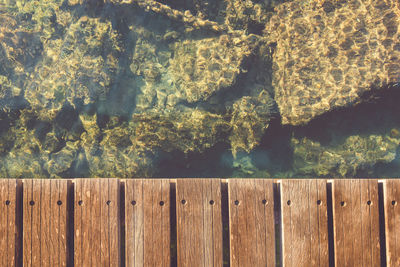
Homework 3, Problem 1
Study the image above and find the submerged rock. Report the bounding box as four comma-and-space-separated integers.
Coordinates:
265, 0, 400, 125
25, 16, 122, 121
170, 33, 258, 103
293, 134, 400, 177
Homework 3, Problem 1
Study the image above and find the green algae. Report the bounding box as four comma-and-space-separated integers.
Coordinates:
0, 0, 400, 178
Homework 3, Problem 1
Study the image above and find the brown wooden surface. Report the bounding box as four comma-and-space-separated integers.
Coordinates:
333, 179, 380, 267
2, 178, 400, 266
176, 179, 222, 267
0, 179, 16, 267
281, 179, 329, 266
229, 179, 275, 267
23, 179, 68, 267
384, 179, 400, 266
125, 179, 170, 267
74, 178, 120, 267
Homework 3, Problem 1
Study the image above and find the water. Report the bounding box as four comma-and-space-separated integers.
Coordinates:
0, 0, 399, 178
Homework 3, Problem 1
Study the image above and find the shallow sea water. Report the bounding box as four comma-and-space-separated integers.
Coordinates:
0, 0, 400, 178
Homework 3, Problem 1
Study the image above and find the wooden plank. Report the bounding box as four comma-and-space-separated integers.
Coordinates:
384, 179, 400, 266
144, 179, 170, 266
74, 179, 92, 266
125, 179, 143, 267
333, 179, 380, 266
7, 179, 17, 267
23, 180, 69, 267
228, 179, 275, 267
23, 179, 32, 267
91, 179, 101, 267
100, 179, 109, 266
0, 179, 7, 267
282, 180, 329, 266
82, 179, 92, 266
41, 180, 50, 267
74, 179, 82, 267
58, 180, 68, 267
31, 179, 41, 266
177, 179, 222, 266
108, 178, 120, 267
125, 179, 170, 267
75, 178, 120, 267
49, 180, 59, 267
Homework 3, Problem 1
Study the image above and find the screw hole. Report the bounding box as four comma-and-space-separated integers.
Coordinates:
5, 200, 10, 205
392, 200, 397, 206
181, 199, 186, 205
367, 200, 372, 206
106, 200, 111, 206
317, 200, 322, 205
29, 200, 35, 206
234, 200, 239, 205
262, 199, 268, 205
78, 200, 83, 206
287, 200, 291, 206
340, 201, 346, 207
57, 200, 62, 206
159, 201, 165, 206
131, 200, 136, 206
209, 200, 215, 205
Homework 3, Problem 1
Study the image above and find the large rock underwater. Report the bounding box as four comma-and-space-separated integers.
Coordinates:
0, 0, 399, 178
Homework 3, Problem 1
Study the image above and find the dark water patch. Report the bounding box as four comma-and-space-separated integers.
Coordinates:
155, 142, 233, 178
292, 84, 400, 147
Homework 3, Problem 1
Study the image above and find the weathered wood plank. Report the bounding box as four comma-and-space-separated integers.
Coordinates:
384, 179, 400, 266
74, 179, 82, 267
281, 179, 328, 266
23, 180, 69, 267
6, 179, 17, 267
0, 179, 7, 267
82, 179, 92, 266
160, 179, 170, 267
177, 179, 222, 267
40, 180, 50, 267
0, 179, 15, 267
75, 178, 120, 267
311, 180, 329, 266
58, 180, 68, 267
31, 180, 41, 266
49, 180, 59, 267
333, 179, 380, 267
125, 179, 143, 267
23, 179, 32, 267
229, 179, 275, 267
91, 179, 101, 267
109, 179, 120, 267
125, 179, 170, 267
100, 179, 109, 266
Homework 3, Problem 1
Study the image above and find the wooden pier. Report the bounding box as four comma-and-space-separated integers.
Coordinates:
0, 178, 399, 266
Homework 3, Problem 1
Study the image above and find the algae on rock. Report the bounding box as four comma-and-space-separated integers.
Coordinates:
265, 0, 400, 125
170, 33, 259, 103
292, 134, 400, 177
25, 16, 122, 121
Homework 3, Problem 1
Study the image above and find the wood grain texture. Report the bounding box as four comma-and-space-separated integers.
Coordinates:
125, 179, 170, 267
384, 179, 400, 266
23, 179, 32, 267
0, 179, 16, 267
177, 179, 222, 267
0, 179, 7, 267
22, 179, 68, 267
228, 179, 275, 267
281, 179, 328, 266
333, 179, 380, 267
74, 178, 120, 267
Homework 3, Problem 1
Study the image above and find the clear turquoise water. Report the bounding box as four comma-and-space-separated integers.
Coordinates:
0, 0, 399, 178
